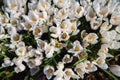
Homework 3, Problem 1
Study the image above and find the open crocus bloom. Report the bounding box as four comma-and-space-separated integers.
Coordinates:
110, 13, 120, 25
74, 62, 86, 79
68, 40, 83, 56
44, 65, 54, 79
92, 57, 108, 69
83, 33, 98, 44
64, 68, 79, 80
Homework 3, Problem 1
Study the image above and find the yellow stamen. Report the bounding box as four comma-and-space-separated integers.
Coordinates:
42, 3, 46, 8
97, 59, 102, 65
2, 17, 7, 23
47, 68, 53, 74
77, 8, 81, 14
35, 28, 40, 35
31, 17, 37, 22
13, 35, 19, 41
86, 63, 92, 69
61, 33, 67, 39
93, 22, 98, 27
11, 3, 16, 9
88, 35, 94, 41
89, 13, 94, 18
71, 26, 75, 31
75, 45, 80, 51
59, 0, 63, 3
61, 24, 66, 29
76, 68, 82, 74
11, 20, 17, 25
65, 71, 71, 76
25, 23, 32, 29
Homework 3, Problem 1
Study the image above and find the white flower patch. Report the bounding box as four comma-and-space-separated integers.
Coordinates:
68, 40, 83, 56
83, 33, 98, 44
44, 65, 54, 79
0, 0, 120, 79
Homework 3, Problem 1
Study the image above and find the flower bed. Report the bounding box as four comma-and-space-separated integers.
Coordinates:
0, 0, 120, 80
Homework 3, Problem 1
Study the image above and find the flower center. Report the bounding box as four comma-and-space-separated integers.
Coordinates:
35, 28, 41, 35
77, 8, 81, 14
61, 33, 67, 39
13, 35, 19, 41
25, 23, 32, 29
65, 71, 71, 76
11, 3, 16, 9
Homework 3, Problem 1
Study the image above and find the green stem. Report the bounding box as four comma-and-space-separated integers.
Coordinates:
73, 56, 88, 66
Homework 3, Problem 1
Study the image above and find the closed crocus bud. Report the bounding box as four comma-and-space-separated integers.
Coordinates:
109, 65, 120, 77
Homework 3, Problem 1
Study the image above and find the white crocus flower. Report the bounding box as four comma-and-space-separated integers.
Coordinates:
80, 0, 92, 7
14, 63, 26, 73
4, 0, 18, 13
108, 0, 119, 14
36, 39, 48, 51
34, 49, 43, 59
64, 68, 79, 80
100, 30, 117, 43
90, 18, 102, 30
21, 22, 33, 31
0, 13, 9, 25
60, 19, 71, 32
53, 8, 68, 25
4, 0, 27, 14
22, 10, 39, 26
74, 2, 84, 18
100, 20, 112, 31
34, 57, 42, 66
53, 0, 69, 8
97, 6, 108, 18
108, 41, 120, 49
67, 20, 80, 35
110, 13, 120, 25
109, 65, 120, 77
45, 44, 54, 58
36, 10, 48, 21
6, 25, 17, 35
84, 61, 97, 73
92, 57, 108, 69
13, 57, 27, 73
74, 62, 86, 79
62, 54, 73, 64
78, 51, 88, 59
85, 6, 96, 21
83, 33, 98, 44
44, 65, 55, 79
37, 0, 51, 11
97, 44, 113, 58
16, 41, 25, 48
33, 26, 43, 39
49, 39, 64, 53
68, 40, 83, 56
81, 30, 88, 39
59, 32, 70, 41
2, 57, 14, 67
10, 33, 22, 42
49, 26, 61, 38
27, 49, 35, 57
27, 59, 36, 69
54, 62, 64, 80
15, 46, 26, 56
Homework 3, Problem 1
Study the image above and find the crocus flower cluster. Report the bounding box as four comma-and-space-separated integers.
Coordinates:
0, 0, 120, 80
